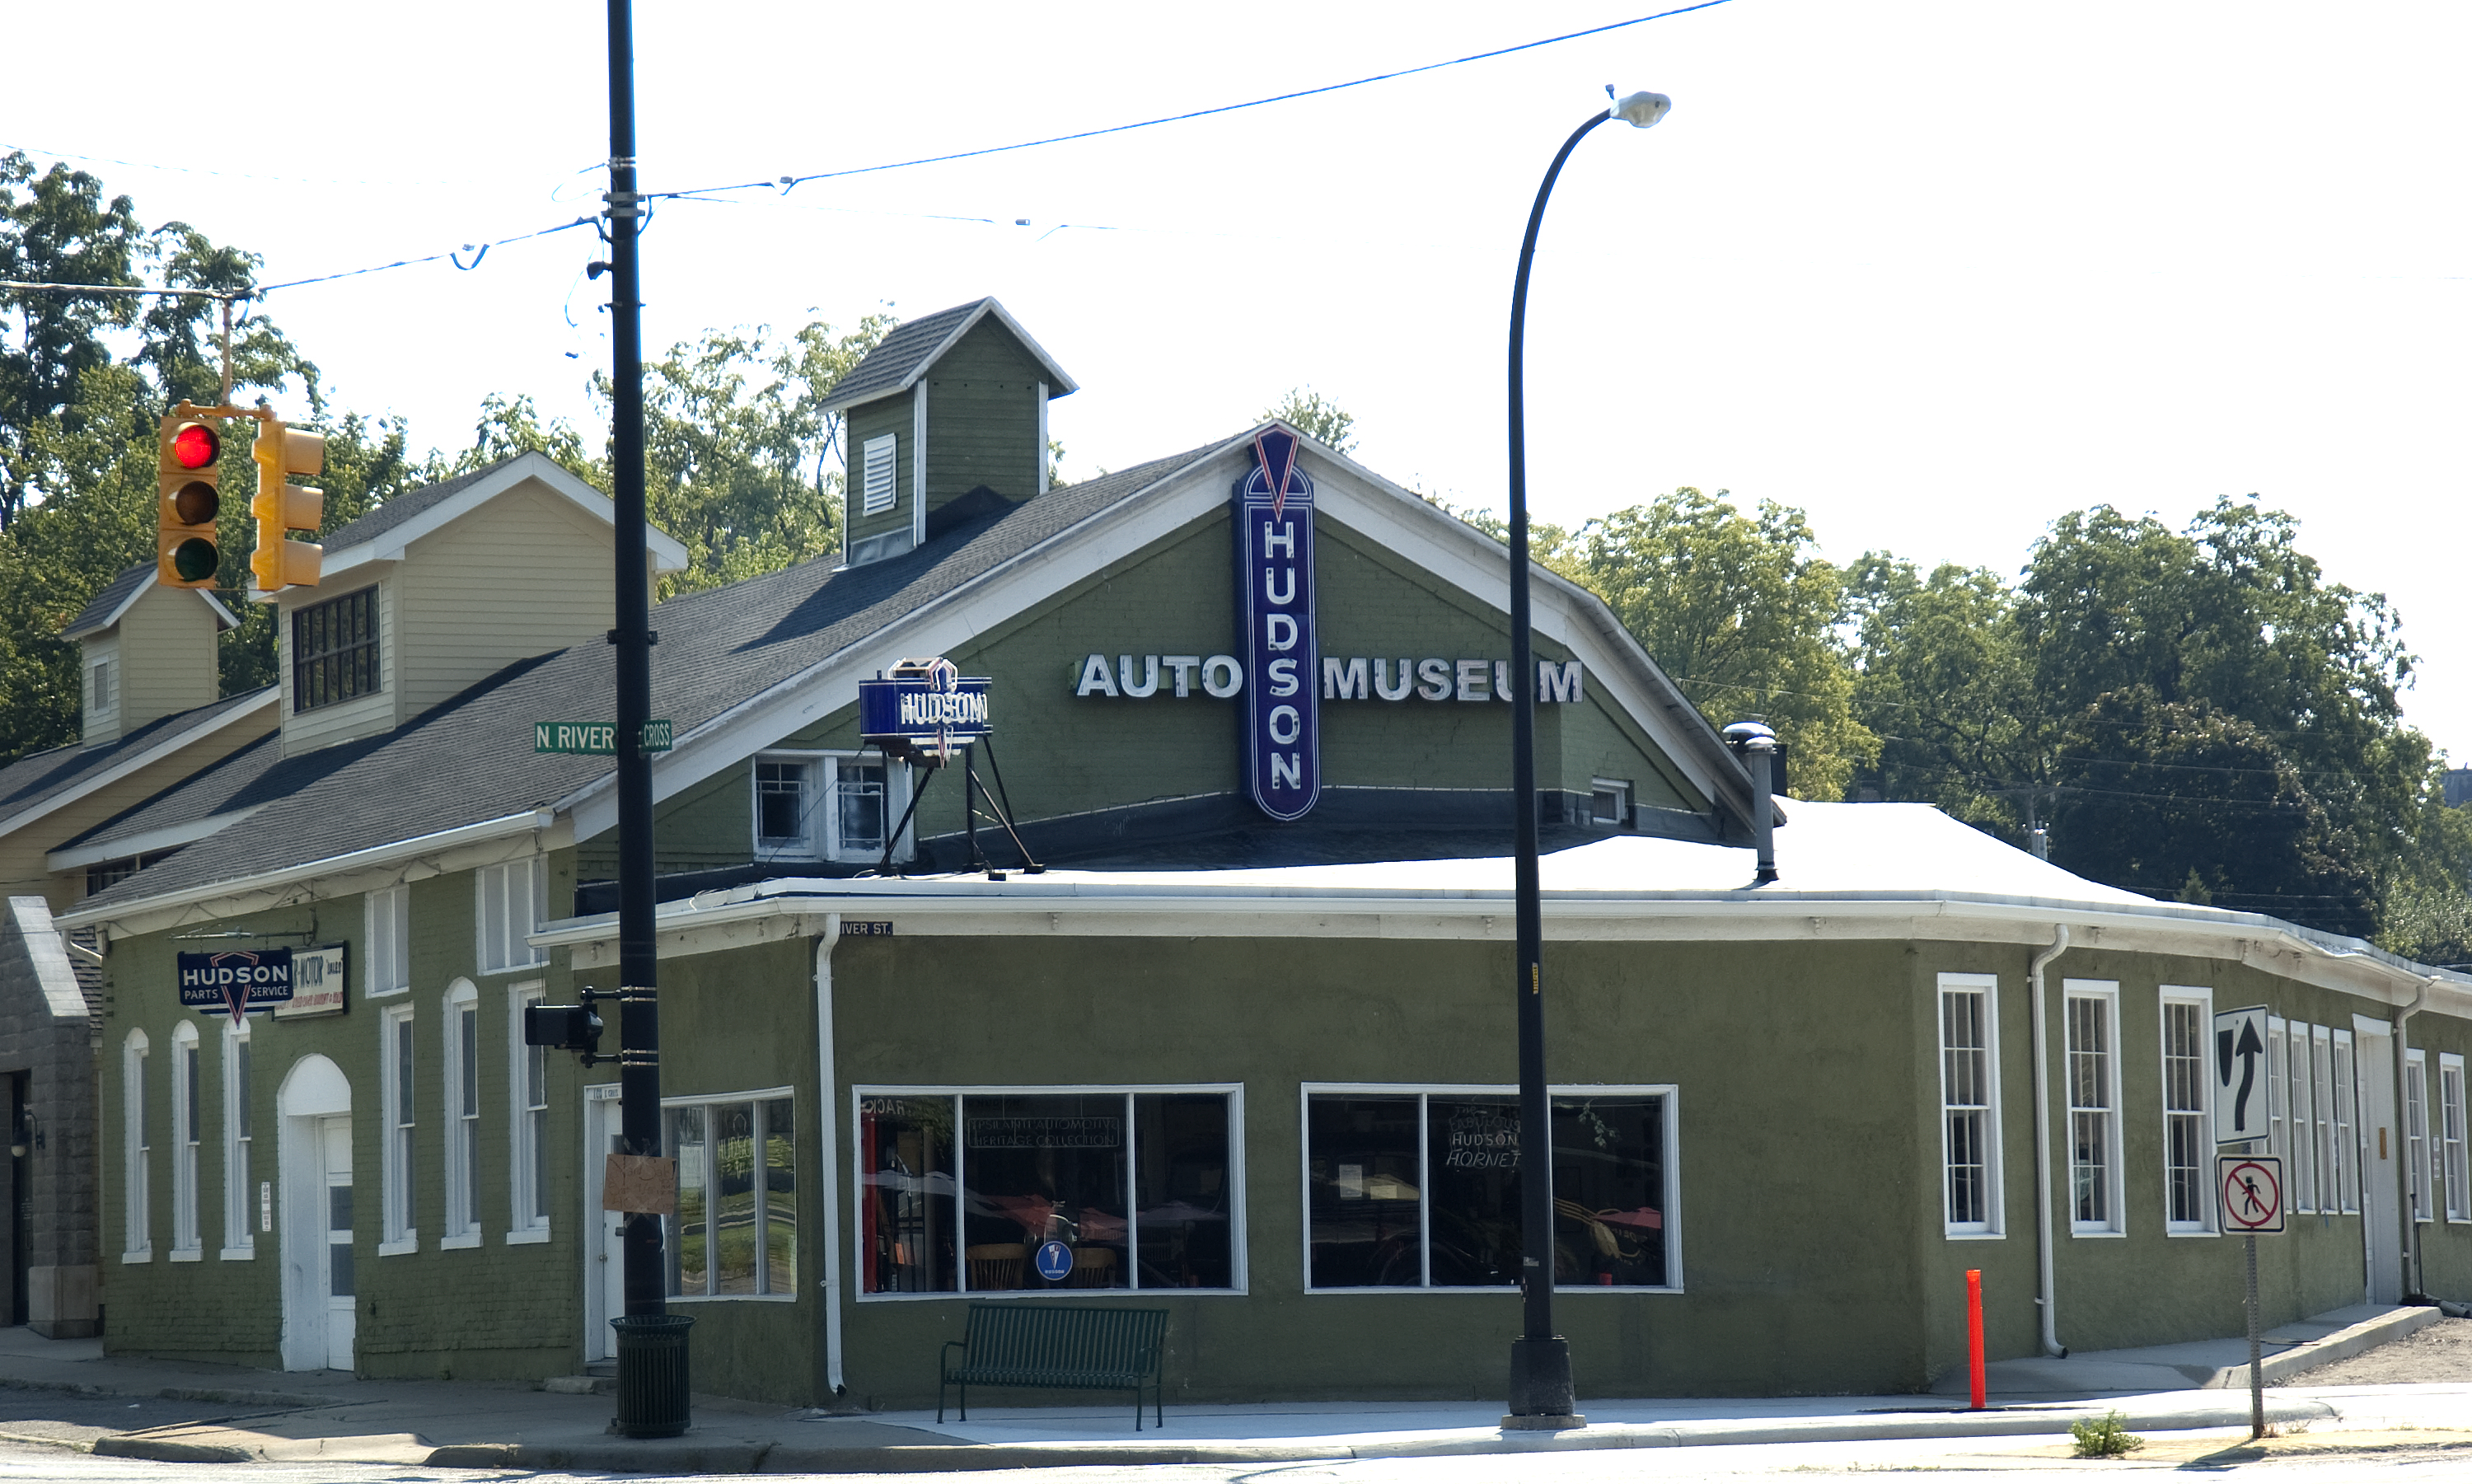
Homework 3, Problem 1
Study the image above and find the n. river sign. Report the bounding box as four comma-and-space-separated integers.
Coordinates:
534, 720, 673, 755
2212, 1004, 2270, 1145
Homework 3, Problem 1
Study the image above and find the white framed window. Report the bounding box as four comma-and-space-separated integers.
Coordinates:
1589, 778, 1632, 828
170, 1023, 201, 1257
2404, 1048, 2432, 1224
366, 885, 410, 998
2287, 1021, 2317, 1212
853, 1084, 1249, 1299
2442, 1053, 2469, 1223
2333, 1028, 2360, 1214
2161, 988, 2214, 1234
2063, 981, 2123, 1235
1938, 973, 2001, 1237
507, 982, 550, 1243
122, 1029, 150, 1260
221, 1019, 254, 1257
88, 655, 116, 717
1297, 1083, 1676, 1292
379, 1004, 418, 1252
860, 433, 897, 516
2311, 1025, 2338, 1212
668, 1090, 801, 1299
2267, 1017, 2288, 1168
476, 858, 547, 975
752, 751, 911, 864
442, 980, 483, 1248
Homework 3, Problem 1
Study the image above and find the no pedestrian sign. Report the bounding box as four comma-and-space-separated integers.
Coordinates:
2217, 1154, 2285, 1234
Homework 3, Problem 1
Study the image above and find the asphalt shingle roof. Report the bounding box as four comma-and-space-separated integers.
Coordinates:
820, 301, 987, 410
62, 564, 154, 640
319, 456, 531, 553
54, 728, 288, 854
0, 687, 274, 834
72, 442, 1224, 917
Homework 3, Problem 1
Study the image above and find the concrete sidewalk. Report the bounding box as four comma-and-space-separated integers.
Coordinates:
0, 1307, 2457, 1474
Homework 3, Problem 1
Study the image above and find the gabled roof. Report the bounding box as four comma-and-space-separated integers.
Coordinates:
0, 687, 274, 840
62, 424, 1752, 928
48, 729, 287, 870
62, 563, 240, 640
317, 452, 690, 583
818, 298, 1079, 414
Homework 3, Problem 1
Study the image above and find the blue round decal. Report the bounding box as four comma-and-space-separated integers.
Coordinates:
1034, 1239, 1074, 1283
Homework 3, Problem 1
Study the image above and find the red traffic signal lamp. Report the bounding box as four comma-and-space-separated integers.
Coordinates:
157, 414, 225, 588
249, 416, 325, 593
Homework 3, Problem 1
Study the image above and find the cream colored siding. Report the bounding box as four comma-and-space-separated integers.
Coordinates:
80, 634, 124, 745
392, 481, 620, 719
279, 578, 400, 755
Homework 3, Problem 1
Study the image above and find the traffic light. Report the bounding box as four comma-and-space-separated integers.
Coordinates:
156, 414, 224, 588
249, 417, 325, 592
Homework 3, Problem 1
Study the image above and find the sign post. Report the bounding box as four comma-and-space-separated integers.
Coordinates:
2218, 1153, 2284, 1438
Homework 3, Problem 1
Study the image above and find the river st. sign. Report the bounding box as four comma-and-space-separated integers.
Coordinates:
534, 720, 673, 755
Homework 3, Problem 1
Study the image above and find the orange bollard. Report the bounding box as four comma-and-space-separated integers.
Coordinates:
1965, 1268, 1987, 1410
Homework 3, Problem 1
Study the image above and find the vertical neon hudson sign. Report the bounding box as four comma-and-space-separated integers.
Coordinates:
1236, 428, 1319, 820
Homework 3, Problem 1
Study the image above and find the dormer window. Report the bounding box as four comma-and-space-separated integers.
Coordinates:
293, 588, 380, 713
87, 657, 116, 718
860, 434, 897, 516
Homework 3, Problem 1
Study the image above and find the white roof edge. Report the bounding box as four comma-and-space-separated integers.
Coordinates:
321, 452, 690, 580
0, 688, 277, 840
817, 297, 1079, 414
63, 572, 241, 639
529, 883, 2472, 1018
57, 807, 555, 930
49, 803, 271, 872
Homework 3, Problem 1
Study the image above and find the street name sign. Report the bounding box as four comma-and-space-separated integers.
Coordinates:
534, 720, 673, 755
2212, 1004, 2271, 1145
2218, 1154, 2285, 1234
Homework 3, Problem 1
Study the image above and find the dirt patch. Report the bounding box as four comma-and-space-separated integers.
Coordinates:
2280, 1314, 2472, 1386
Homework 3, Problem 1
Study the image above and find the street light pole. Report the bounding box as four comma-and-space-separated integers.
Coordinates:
1502, 89, 1669, 1431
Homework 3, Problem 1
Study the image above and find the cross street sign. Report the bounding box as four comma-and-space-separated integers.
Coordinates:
2212, 1004, 2271, 1145
2217, 1154, 2285, 1234
534, 720, 673, 755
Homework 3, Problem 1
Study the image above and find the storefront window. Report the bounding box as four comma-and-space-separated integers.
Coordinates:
1305, 1086, 1675, 1291
664, 1093, 796, 1299
856, 1086, 1241, 1297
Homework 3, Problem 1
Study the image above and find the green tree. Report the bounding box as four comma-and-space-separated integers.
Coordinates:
1259, 386, 1356, 454
1553, 489, 1877, 802
1847, 554, 2042, 836
0, 153, 144, 530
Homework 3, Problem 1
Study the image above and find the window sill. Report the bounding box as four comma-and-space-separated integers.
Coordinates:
2069, 1228, 2128, 1238
219, 1245, 255, 1261
1943, 1229, 2006, 1241
859, 1287, 1252, 1303
478, 964, 550, 979
120, 1249, 152, 1265
2165, 1228, 2220, 1238
503, 1227, 551, 1246
168, 1248, 203, 1263
363, 985, 410, 1000
378, 1236, 419, 1257
667, 1292, 800, 1304
439, 1232, 483, 1251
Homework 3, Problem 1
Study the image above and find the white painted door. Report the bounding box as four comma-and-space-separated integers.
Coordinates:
319, 1116, 357, 1370
583, 1087, 626, 1362
2355, 1020, 2402, 1304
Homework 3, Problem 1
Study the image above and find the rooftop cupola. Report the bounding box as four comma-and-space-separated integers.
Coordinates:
59, 564, 240, 746
821, 297, 1077, 567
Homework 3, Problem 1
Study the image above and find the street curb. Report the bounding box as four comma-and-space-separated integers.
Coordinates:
0, 1375, 336, 1410
2199, 1305, 2444, 1388
92, 1435, 256, 1464
0, 1429, 97, 1454
414, 1401, 2343, 1475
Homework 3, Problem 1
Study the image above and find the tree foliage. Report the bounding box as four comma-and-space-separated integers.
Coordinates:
1259, 386, 1356, 454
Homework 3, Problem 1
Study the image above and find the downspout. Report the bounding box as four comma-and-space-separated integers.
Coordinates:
2030, 925, 2071, 1357
814, 915, 845, 1395
2395, 976, 2432, 1299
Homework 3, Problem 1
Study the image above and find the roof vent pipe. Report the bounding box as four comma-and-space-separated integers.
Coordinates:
1721, 721, 1778, 886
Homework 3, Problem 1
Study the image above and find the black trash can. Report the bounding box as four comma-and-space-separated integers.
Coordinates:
611, 1313, 695, 1438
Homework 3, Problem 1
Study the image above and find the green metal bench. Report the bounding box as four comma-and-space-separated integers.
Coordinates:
938, 1302, 1169, 1430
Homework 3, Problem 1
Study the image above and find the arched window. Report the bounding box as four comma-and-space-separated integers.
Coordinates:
123, 1029, 151, 1260
171, 1022, 201, 1256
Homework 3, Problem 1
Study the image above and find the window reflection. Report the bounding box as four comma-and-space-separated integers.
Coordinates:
859, 1096, 957, 1293
964, 1093, 1128, 1290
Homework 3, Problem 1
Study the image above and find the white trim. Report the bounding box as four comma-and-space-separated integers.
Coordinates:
366, 885, 410, 999
442, 979, 482, 1243
476, 856, 548, 976
2404, 1047, 2432, 1224
911, 383, 928, 549
812, 925, 844, 1393
4, 689, 276, 841
1036, 382, 1050, 494
379, 1003, 418, 1251
316, 452, 686, 580
171, 1022, 201, 1256
2268, 1015, 2290, 1187
2307, 1024, 2334, 1213
2062, 980, 2125, 1237
850, 1082, 1248, 1303
222, 1018, 253, 1255
507, 982, 551, 1242
2159, 985, 2217, 1235
665, 1087, 803, 1300
1937, 972, 2003, 1238
122, 1028, 150, 1261
61, 808, 555, 932
2333, 1026, 2360, 1214
751, 751, 911, 865
817, 297, 1079, 413
2440, 1052, 2468, 1223
52, 804, 273, 873
1297, 1081, 1681, 1294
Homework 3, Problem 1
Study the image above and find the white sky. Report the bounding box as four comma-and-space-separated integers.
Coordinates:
9, 2, 2469, 748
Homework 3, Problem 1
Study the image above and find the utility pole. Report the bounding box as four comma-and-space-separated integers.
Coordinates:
604, 0, 686, 1438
